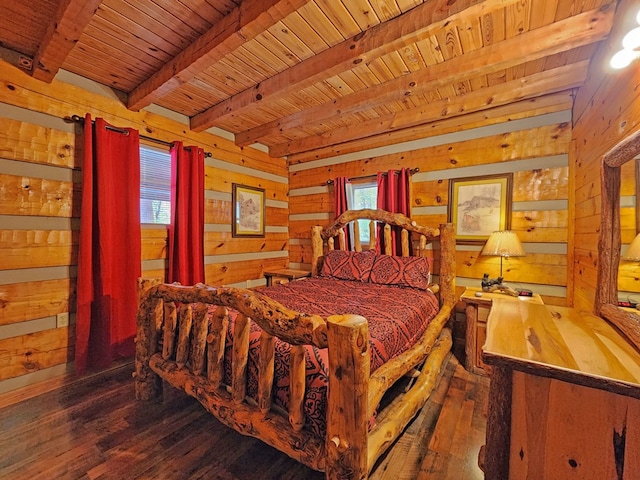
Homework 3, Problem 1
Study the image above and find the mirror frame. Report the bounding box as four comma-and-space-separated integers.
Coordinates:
596, 128, 640, 348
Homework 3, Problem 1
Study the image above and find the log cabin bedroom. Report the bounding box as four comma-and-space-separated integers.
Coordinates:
1, 0, 640, 478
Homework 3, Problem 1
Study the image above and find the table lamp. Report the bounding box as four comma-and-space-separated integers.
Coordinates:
481, 230, 526, 279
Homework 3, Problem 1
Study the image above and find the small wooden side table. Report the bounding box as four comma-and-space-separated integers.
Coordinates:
461, 286, 543, 375
264, 268, 311, 286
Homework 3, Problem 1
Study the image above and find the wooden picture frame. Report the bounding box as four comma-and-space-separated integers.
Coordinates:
232, 184, 265, 237
448, 173, 513, 243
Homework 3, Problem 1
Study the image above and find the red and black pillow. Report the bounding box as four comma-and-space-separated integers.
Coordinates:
319, 249, 376, 282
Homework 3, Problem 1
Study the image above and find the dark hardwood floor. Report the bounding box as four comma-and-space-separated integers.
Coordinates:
0, 354, 488, 480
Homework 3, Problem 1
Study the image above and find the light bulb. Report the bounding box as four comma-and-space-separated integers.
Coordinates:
637, 9, 640, 25
622, 27, 640, 51
610, 49, 638, 69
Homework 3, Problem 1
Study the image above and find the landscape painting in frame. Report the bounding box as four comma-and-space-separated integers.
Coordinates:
448, 174, 512, 243
232, 184, 265, 237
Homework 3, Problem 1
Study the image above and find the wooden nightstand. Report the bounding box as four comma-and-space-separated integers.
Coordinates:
263, 268, 311, 286
461, 286, 543, 375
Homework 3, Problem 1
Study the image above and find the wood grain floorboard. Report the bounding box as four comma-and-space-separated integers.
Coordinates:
0, 355, 488, 479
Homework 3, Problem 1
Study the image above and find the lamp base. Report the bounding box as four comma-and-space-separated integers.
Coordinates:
481, 273, 518, 296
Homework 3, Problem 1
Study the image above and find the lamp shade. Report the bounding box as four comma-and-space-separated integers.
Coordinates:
623, 233, 640, 261
481, 231, 526, 258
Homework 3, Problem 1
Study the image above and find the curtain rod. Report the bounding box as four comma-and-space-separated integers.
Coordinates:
68, 115, 212, 157
326, 167, 419, 185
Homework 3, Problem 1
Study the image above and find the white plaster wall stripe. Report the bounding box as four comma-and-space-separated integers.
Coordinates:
206, 157, 288, 184
290, 213, 331, 221
0, 215, 78, 230
205, 251, 289, 264
0, 266, 74, 285
289, 185, 330, 196
266, 199, 288, 209
456, 243, 567, 254
0, 158, 74, 182
0, 101, 75, 132
513, 200, 568, 211
289, 111, 571, 172
0, 363, 70, 395
413, 155, 568, 182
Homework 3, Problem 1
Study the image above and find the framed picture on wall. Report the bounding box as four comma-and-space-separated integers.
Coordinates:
448, 173, 513, 243
232, 183, 265, 237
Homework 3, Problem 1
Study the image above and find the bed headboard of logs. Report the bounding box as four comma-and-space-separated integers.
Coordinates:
310, 209, 456, 309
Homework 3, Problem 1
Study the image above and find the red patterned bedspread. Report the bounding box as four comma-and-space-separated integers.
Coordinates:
220, 277, 440, 437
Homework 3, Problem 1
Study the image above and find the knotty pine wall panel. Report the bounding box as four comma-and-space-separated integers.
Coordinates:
572, 0, 640, 311
0, 62, 288, 393
289, 107, 572, 303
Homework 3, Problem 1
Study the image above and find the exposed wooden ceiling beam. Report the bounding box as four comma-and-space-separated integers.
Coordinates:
269, 60, 590, 157
31, 0, 103, 82
127, 0, 311, 112
237, 6, 613, 147
189, 0, 519, 132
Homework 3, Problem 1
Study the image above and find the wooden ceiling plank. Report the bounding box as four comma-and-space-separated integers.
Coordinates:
236, 6, 612, 146
297, 1, 347, 45
368, 0, 403, 21
117, 0, 201, 49
126, 0, 310, 111
396, 0, 424, 13
270, 60, 589, 157
529, 0, 560, 28
255, 31, 302, 67
340, 0, 382, 30
315, 0, 362, 39
190, 0, 518, 132
280, 12, 331, 54
505, 0, 530, 38
31, 0, 103, 82
82, 18, 164, 69
267, 20, 316, 60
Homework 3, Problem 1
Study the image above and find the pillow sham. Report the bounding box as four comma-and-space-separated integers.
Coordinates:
319, 249, 376, 282
368, 254, 431, 290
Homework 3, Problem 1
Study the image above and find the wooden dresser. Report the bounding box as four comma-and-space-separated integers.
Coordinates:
481, 299, 640, 479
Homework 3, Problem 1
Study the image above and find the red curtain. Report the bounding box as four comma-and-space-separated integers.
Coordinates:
75, 115, 141, 374
333, 176, 351, 250
377, 168, 411, 255
168, 142, 205, 285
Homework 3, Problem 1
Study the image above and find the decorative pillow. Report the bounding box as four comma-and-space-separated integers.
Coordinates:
368, 255, 431, 290
319, 249, 376, 282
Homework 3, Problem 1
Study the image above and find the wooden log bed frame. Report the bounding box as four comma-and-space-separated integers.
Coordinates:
134, 209, 456, 479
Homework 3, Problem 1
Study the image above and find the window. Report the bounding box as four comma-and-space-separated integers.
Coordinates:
140, 145, 171, 224
347, 181, 377, 244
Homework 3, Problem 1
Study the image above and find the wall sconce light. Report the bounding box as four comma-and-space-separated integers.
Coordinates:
610, 9, 640, 69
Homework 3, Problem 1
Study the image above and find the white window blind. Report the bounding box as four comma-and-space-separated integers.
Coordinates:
347, 181, 377, 244
140, 145, 171, 224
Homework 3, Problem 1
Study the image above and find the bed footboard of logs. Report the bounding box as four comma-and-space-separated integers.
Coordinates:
134, 209, 456, 480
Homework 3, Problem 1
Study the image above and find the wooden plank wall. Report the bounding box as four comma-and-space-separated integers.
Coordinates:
0, 63, 288, 393
289, 92, 574, 307
572, 0, 640, 312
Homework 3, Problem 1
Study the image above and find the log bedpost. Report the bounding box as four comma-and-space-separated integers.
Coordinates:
438, 223, 456, 309
135, 278, 162, 400
311, 225, 324, 276
325, 314, 370, 480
